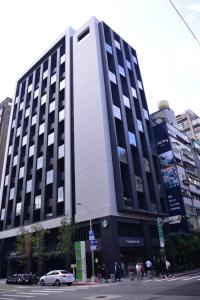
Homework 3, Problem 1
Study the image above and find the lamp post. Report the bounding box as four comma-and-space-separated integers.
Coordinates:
76, 202, 95, 282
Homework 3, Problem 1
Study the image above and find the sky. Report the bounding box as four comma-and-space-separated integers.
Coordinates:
0, 0, 199, 116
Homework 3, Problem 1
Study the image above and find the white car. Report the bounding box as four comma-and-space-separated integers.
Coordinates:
40, 270, 75, 286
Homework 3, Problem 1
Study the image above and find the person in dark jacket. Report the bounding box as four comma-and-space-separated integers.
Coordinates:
114, 261, 121, 281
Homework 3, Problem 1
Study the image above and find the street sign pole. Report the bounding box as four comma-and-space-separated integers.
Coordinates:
89, 219, 95, 282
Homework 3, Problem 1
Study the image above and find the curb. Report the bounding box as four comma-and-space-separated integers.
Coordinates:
175, 269, 200, 278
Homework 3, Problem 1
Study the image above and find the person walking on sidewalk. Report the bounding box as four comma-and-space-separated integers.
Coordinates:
145, 259, 152, 279
114, 261, 121, 282
136, 262, 142, 280
165, 259, 174, 278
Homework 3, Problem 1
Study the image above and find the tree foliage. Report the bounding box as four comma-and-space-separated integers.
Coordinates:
15, 226, 31, 266
31, 223, 48, 259
57, 215, 75, 265
165, 232, 200, 265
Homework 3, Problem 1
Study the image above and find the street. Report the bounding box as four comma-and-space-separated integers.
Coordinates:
0, 272, 200, 300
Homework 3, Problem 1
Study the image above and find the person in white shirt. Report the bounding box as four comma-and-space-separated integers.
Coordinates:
136, 262, 141, 280
145, 259, 152, 271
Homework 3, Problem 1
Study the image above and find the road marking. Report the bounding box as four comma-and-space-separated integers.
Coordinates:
18, 292, 50, 296
182, 275, 200, 281
0, 298, 15, 300
2, 295, 33, 298
81, 296, 122, 300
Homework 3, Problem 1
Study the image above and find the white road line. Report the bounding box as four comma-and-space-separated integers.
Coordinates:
2, 295, 33, 298
18, 292, 50, 296
182, 275, 200, 281
167, 276, 189, 281
0, 298, 15, 300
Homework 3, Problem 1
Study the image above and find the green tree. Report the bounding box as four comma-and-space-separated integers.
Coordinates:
57, 215, 75, 268
31, 223, 49, 275
15, 226, 31, 272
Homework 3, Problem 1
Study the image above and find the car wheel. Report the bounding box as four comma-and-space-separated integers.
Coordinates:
55, 279, 60, 286
40, 280, 45, 286
67, 282, 72, 286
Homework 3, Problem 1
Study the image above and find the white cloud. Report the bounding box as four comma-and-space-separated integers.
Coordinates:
188, 2, 200, 13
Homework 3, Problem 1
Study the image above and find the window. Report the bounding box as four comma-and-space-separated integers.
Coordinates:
32, 115, 37, 126
117, 146, 127, 163
15, 96, 19, 104
46, 170, 53, 185
77, 27, 90, 43
109, 71, 117, 84
19, 101, 24, 111
143, 109, 149, 120
113, 105, 121, 120
135, 176, 143, 192
29, 145, 34, 157
132, 55, 138, 64
13, 155, 18, 166
123, 95, 130, 108
22, 135, 27, 146
16, 127, 21, 137
58, 144, 64, 159
8, 145, 12, 155
34, 88, 39, 99
60, 79, 65, 91
119, 65, 125, 77
105, 43, 112, 54
12, 119, 16, 128
126, 60, 131, 69
25, 107, 30, 118
39, 123, 45, 135
9, 187, 15, 200
137, 80, 143, 90
144, 158, 150, 172
49, 101, 55, 113
28, 84, 32, 93
137, 119, 143, 132
43, 69, 48, 79
51, 74, 56, 85
58, 187, 64, 203
131, 87, 137, 99
5, 175, 9, 186
19, 166, 24, 178
128, 132, 137, 146
59, 109, 65, 122
26, 179, 32, 193
60, 54, 65, 64
35, 195, 41, 210
37, 156, 43, 170
41, 94, 47, 105
114, 39, 121, 50
48, 132, 54, 146
16, 202, 22, 216
0, 208, 5, 221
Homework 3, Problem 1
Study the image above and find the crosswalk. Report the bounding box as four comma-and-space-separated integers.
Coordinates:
0, 285, 106, 300
142, 274, 200, 283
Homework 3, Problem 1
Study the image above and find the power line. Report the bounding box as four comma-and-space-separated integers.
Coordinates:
168, 0, 200, 46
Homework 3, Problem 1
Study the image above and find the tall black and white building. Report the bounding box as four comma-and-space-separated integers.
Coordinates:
0, 17, 167, 276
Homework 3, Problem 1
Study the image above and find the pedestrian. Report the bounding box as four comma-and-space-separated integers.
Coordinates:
145, 259, 153, 278
136, 262, 141, 280
145, 259, 152, 271
165, 259, 174, 278
102, 264, 109, 283
140, 261, 145, 279
97, 264, 103, 283
161, 258, 167, 279
114, 261, 121, 282
120, 262, 125, 278
155, 258, 162, 278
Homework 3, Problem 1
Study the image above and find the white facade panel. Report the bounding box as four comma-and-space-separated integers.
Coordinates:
73, 17, 117, 223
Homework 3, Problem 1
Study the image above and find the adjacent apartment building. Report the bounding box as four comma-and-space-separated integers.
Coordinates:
0, 17, 167, 277
151, 102, 200, 232
0, 98, 12, 188
176, 110, 200, 142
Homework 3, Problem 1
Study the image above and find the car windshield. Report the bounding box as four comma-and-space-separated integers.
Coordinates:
60, 270, 70, 274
